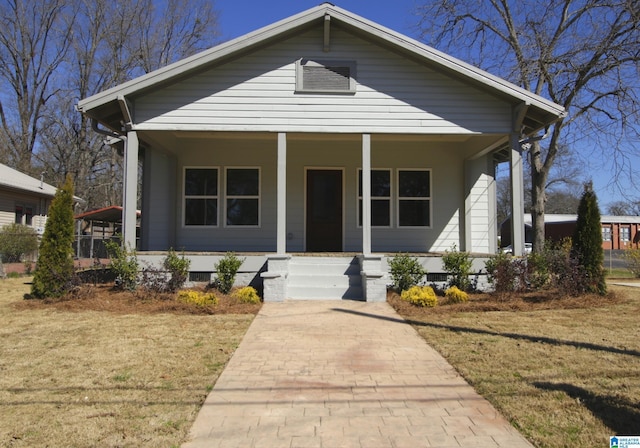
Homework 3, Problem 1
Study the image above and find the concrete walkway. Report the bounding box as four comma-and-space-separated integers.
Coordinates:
183, 301, 533, 448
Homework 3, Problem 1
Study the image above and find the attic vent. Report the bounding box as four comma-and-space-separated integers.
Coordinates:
296, 59, 356, 93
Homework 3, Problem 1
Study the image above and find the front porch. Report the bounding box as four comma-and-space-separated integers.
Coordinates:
138, 251, 492, 302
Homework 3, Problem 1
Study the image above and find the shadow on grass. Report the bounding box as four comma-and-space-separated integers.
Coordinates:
332, 308, 640, 357
532, 381, 640, 435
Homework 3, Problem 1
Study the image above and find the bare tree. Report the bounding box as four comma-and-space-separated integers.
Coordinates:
0, 0, 74, 172
606, 200, 640, 215
31, 0, 219, 210
416, 0, 640, 252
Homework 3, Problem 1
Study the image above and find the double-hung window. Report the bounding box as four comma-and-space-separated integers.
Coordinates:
15, 204, 34, 226
602, 227, 612, 242
397, 169, 431, 227
184, 168, 218, 226
620, 227, 630, 242
358, 169, 391, 227
226, 168, 260, 227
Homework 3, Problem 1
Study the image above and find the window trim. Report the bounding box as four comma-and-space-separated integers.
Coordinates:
620, 226, 631, 242
357, 168, 392, 228
602, 226, 612, 242
295, 58, 357, 94
396, 168, 432, 229
15, 203, 35, 226
224, 167, 261, 228
183, 166, 219, 228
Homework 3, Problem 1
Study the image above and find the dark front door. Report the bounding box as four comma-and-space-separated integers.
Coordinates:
306, 169, 342, 252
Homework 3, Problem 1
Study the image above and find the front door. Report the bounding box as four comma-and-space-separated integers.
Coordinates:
306, 169, 342, 252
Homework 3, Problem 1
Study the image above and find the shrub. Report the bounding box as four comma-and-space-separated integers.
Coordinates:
164, 249, 190, 292
0, 223, 39, 263
445, 286, 468, 303
388, 253, 426, 291
401, 285, 438, 307
104, 238, 139, 291
232, 286, 261, 304
572, 182, 606, 295
485, 252, 525, 293
31, 176, 76, 299
442, 244, 473, 291
178, 290, 218, 306
622, 247, 640, 278
213, 252, 245, 294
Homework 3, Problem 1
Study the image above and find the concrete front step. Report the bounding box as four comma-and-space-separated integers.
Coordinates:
287, 256, 363, 300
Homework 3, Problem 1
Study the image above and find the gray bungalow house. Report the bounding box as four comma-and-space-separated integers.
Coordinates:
77, 4, 565, 301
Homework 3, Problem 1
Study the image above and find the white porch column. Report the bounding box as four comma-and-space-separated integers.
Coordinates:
122, 130, 139, 250
277, 133, 287, 254
361, 134, 371, 255
509, 132, 525, 256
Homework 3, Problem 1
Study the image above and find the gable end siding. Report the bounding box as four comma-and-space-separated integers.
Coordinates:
134, 26, 511, 135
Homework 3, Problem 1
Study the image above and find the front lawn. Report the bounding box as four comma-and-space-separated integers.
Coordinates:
390, 284, 640, 447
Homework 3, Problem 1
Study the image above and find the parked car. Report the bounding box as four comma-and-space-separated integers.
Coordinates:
501, 243, 532, 254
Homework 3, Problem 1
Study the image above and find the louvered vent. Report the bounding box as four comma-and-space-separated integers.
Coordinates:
302, 65, 351, 91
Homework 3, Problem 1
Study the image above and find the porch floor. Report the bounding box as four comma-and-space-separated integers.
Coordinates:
182, 300, 533, 448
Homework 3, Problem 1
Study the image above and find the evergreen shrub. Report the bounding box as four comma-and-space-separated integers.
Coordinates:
444, 286, 468, 303
178, 290, 218, 306
213, 252, 245, 294
388, 253, 426, 291
442, 244, 473, 291
31, 176, 76, 299
0, 223, 39, 263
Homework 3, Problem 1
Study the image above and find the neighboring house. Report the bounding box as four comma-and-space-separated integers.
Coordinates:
0, 163, 58, 233
77, 4, 564, 301
501, 214, 640, 250
75, 206, 142, 259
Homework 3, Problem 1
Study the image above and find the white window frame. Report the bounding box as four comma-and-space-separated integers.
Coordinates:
396, 168, 432, 228
602, 226, 612, 242
224, 167, 261, 228
295, 59, 357, 94
183, 167, 219, 227
620, 226, 630, 242
357, 168, 392, 228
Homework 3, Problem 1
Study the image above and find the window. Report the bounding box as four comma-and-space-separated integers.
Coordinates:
397, 170, 431, 227
226, 168, 260, 226
358, 169, 391, 227
620, 227, 630, 242
296, 59, 356, 93
184, 168, 218, 226
15, 204, 34, 226
602, 226, 612, 242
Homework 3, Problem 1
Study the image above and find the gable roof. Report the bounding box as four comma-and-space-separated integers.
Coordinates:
78, 3, 565, 134
0, 163, 58, 198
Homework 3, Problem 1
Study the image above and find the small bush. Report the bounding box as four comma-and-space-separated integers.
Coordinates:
388, 253, 426, 291
444, 286, 468, 303
164, 249, 190, 292
485, 252, 526, 293
622, 247, 640, 278
401, 285, 438, 307
0, 223, 39, 263
104, 239, 139, 291
232, 286, 261, 304
178, 290, 218, 306
442, 244, 473, 291
213, 252, 245, 294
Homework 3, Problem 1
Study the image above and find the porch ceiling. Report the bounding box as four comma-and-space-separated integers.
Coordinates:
137, 130, 507, 159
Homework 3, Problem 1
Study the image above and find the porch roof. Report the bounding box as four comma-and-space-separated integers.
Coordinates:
77, 3, 565, 136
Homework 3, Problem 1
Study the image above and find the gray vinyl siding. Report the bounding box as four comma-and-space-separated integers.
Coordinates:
143, 135, 488, 253
142, 149, 176, 250
134, 26, 511, 135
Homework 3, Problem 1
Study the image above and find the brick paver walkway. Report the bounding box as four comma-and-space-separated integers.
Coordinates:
182, 300, 533, 448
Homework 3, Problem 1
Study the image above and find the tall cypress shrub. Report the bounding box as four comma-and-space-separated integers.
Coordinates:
572, 182, 606, 295
31, 176, 76, 298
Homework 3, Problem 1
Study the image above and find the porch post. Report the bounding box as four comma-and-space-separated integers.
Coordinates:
277, 133, 287, 254
122, 130, 139, 251
362, 134, 371, 255
509, 131, 525, 256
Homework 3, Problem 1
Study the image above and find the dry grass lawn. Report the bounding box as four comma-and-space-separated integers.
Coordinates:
390, 284, 640, 447
0, 277, 257, 448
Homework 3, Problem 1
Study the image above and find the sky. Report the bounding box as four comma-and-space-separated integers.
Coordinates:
214, 0, 637, 211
